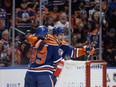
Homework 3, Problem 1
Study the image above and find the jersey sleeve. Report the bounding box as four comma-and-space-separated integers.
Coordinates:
61, 45, 73, 59
53, 46, 63, 64
28, 35, 38, 46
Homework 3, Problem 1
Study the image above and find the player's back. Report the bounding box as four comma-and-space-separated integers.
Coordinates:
27, 34, 62, 75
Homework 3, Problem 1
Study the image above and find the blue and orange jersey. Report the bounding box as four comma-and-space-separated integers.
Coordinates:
73, 47, 85, 59
59, 40, 87, 59
60, 40, 74, 59
27, 34, 62, 75
46, 34, 85, 59
44, 34, 59, 46
28, 35, 38, 46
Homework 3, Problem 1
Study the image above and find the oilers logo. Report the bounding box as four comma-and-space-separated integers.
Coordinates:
22, 12, 29, 21
42, 0, 48, 5
58, 48, 63, 56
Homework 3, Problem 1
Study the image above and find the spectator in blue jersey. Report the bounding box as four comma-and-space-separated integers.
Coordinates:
15, 1, 35, 41
108, 8, 116, 29
0, 1, 10, 29
1, 0, 12, 20
0, 6, 9, 39
108, 0, 116, 16
22, 26, 62, 87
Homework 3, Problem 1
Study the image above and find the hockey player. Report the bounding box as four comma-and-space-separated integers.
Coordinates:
51, 27, 95, 77
51, 27, 95, 60
22, 26, 63, 87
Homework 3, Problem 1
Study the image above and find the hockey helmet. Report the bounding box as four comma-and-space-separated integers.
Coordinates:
36, 26, 48, 39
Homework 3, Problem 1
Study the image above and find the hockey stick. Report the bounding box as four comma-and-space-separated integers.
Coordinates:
10, 27, 26, 35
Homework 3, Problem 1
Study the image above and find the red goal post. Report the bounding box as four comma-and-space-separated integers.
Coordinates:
55, 60, 107, 87
86, 60, 107, 87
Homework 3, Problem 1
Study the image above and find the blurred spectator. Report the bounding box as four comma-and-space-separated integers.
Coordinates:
54, 12, 69, 31
15, 1, 35, 41
77, 1, 86, 11
103, 28, 116, 66
108, 0, 116, 16
48, 6, 60, 23
86, 11, 103, 60
88, 1, 106, 25
71, 33, 78, 47
74, 31, 87, 48
0, 41, 4, 66
54, 12, 69, 41
74, 18, 83, 30
0, 30, 12, 66
1, 0, 12, 20
108, 8, 116, 29
49, 0, 66, 11
87, 21, 99, 48
14, 38, 22, 65
73, 15, 88, 47
80, 10, 88, 21
44, 16, 54, 27
91, 11, 99, 24
89, 2, 100, 20
44, 16, 54, 35
0, 5, 9, 29
20, 30, 31, 65
71, 0, 79, 14
102, 0, 107, 12
0, 0, 11, 30
63, 2, 69, 14
44, 15, 54, 35
73, 1, 95, 18
73, 1, 86, 18
103, 28, 116, 47
27, 0, 39, 11
0, 18, 5, 39
75, 10, 89, 30
35, 5, 49, 26
102, 22, 109, 40
89, 1, 106, 21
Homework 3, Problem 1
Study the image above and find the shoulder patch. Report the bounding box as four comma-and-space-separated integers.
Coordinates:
58, 48, 63, 56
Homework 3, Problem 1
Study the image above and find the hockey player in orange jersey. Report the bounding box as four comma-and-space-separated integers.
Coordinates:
51, 27, 95, 60
22, 26, 63, 87
50, 26, 95, 77
27, 26, 95, 77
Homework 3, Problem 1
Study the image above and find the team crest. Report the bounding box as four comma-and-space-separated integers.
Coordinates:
22, 12, 29, 20
58, 48, 63, 56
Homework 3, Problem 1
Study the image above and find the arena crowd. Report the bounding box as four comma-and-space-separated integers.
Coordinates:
0, 0, 115, 67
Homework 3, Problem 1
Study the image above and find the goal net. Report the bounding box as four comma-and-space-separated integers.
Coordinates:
55, 60, 106, 87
